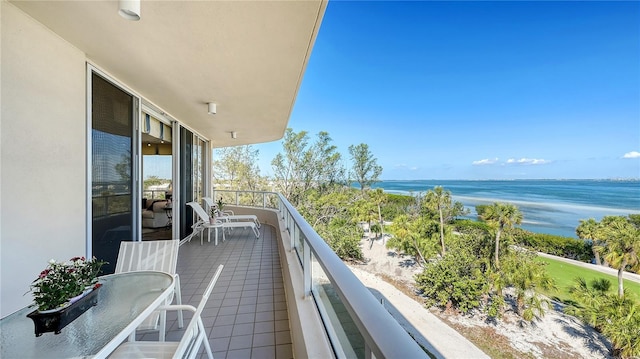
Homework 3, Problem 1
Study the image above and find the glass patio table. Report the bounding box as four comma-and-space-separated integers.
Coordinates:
0, 271, 174, 359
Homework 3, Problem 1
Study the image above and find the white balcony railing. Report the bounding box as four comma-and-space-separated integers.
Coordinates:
213, 189, 427, 359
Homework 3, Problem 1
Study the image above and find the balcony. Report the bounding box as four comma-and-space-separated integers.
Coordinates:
150, 191, 427, 358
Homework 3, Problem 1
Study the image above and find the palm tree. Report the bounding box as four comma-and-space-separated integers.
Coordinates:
424, 186, 467, 257
595, 216, 640, 298
369, 188, 387, 242
576, 218, 603, 265
566, 277, 609, 327
480, 202, 523, 269
502, 252, 555, 321
386, 215, 435, 266
599, 295, 640, 358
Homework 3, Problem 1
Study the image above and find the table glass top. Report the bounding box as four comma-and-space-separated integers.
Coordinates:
0, 271, 173, 359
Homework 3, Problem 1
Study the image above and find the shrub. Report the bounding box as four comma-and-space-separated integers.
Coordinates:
415, 247, 489, 313
318, 221, 364, 261
565, 277, 640, 358
381, 193, 417, 220
513, 228, 592, 261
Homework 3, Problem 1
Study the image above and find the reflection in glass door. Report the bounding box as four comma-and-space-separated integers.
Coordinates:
141, 112, 173, 241
90, 72, 135, 274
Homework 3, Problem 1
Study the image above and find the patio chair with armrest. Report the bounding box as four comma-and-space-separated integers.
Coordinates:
202, 197, 261, 228
109, 265, 224, 359
187, 202, 259, 245
114, 240, 183, 341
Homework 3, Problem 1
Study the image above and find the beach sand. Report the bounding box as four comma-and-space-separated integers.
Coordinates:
351, 231, 612, 358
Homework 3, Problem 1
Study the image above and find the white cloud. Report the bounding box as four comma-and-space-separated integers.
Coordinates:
506, 158, 550, 165
622, 151, 640, 159
394, 164, 419, 171
472, 158, 499, 165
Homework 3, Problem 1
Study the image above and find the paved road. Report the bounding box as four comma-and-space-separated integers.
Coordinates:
537, 252, 640, 284
348, 266, 490, 359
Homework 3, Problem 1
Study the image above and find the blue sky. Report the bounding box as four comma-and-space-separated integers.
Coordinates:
251, 1, 640, 180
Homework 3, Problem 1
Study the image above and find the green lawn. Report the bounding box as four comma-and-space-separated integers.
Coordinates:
536, 256, 640, 303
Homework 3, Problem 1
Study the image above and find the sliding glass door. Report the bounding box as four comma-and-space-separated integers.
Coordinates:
90, 71, 137, 273
179, 128, 208, 239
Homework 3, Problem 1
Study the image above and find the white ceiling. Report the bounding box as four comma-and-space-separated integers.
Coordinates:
10, 0, 327, 147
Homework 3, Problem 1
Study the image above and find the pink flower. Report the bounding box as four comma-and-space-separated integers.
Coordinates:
39, 269, 50, 278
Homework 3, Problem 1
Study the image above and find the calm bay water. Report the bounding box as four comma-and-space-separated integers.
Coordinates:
370, 180, 640, 238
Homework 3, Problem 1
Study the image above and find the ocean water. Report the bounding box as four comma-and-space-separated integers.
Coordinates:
370, 180, 640, 238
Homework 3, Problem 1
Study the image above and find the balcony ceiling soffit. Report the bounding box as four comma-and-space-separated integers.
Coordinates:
10, 0, 327, 148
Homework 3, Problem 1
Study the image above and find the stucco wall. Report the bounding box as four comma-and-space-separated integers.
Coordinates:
1, 1, 87, 317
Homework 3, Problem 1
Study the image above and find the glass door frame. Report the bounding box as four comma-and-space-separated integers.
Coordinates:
85, 63, 141, 259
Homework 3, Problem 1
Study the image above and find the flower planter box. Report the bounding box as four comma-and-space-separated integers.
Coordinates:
27, 284, 101, 336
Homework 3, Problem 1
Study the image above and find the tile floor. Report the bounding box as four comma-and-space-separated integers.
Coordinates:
140, 224, 293, 359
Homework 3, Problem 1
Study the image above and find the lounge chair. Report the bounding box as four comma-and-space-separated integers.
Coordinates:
202, 197, 261, 228
186, 202, 259, 245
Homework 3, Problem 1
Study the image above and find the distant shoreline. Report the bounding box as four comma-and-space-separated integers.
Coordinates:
367, 179, 640, 238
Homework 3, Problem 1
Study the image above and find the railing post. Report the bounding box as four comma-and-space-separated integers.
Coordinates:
235, 191, 239, 205
303, 239, 311, 298
263, 193, 266, 208
292, 222, 298, 252
365, 343, 373, 359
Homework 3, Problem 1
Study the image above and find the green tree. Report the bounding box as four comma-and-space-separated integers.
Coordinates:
386, 215, 438, 266
317, 218, 364, 261
565, 277, 611, 327
271, 129, 311, 204
565, 277, 640, 358
595, 215, 640, 298
312, 131, 346, 193
369, 188, 387, 240
599, 296, 640, 358
479, 202, 523, 269
213, 145, 263, 191
576, 218, 603, 265
272, 129, 345, 206
415, 246, 489, 313
501, 252, 555, 321
351, 196, 378, 246
302, 189, 365, 261
423, 186, 467, 257
381, 193, 417, 220
348, 143, 382, 191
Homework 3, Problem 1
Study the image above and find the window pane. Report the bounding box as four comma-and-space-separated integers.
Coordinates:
91, 73, 134, 274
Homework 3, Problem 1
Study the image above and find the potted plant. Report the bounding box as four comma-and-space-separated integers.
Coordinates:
27, 256, 106, 336
209, 206, 217, 224
216, 196, 225, 211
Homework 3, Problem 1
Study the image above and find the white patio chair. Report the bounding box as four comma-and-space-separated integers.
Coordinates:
187, 201, 259, 245
115, 240, 183, 341
202, 197, 261, 228
110, 265, 224, 359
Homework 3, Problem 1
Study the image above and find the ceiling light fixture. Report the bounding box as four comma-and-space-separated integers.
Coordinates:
119, 0, 141, 21
231, 131, 237, 139
207, 102, 217, 115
